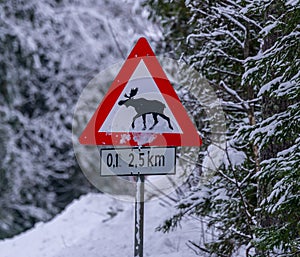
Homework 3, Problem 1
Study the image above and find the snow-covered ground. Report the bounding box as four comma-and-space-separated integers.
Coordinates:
0, 193, 200, 257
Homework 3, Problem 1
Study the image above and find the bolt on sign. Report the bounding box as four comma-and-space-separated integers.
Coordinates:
79, 37, 202, 176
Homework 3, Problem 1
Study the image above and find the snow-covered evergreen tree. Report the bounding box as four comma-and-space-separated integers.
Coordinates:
0, 0, 157, 238
146, 0, 300, 256
243, 1, 300, 255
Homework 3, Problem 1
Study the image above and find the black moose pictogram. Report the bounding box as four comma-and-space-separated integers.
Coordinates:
118, 88, 174, 131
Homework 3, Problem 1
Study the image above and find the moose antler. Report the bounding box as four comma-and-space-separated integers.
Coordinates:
124, 88, 138, 99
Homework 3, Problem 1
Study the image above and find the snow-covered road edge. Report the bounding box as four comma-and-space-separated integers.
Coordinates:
0, 193, 199, 257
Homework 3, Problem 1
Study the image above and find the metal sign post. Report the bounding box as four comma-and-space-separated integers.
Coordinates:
134, 174, 144, 257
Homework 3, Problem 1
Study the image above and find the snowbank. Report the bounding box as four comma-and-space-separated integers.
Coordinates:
0, 193, 198, 257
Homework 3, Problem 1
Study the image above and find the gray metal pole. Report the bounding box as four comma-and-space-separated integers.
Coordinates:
134, 175, 144, 257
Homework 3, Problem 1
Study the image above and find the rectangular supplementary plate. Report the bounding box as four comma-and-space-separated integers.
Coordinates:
100, 147, 176, 176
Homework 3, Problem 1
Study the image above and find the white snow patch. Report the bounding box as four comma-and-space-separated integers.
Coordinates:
133, 132, 157, 146
286, 0, 299, 6
202, 142, 246, 175
120, 133, 131, 144
224, 146, 247, 169
202, 143, 225, 175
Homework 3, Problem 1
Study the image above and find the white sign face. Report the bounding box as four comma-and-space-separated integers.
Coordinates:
98, 60, 183, 134
100, 147, 176, 176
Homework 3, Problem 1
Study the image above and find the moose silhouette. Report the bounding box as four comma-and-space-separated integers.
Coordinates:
118, 88, 174, 131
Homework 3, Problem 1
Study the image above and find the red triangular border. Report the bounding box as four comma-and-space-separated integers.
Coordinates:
79, 37, 202, 147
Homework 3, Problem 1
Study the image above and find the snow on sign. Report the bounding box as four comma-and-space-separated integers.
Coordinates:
79, 37, 202, 147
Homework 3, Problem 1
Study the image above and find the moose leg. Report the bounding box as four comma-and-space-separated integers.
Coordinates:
131, 114, 141, 129
142, 114, 147, 130
158, 113, 173, 130
149, 113, 159, 130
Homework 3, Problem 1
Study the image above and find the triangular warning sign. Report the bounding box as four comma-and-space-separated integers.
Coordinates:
79, 37, 202, 147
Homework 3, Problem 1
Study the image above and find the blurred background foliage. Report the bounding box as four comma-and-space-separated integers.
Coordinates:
0, 0, 158, 239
